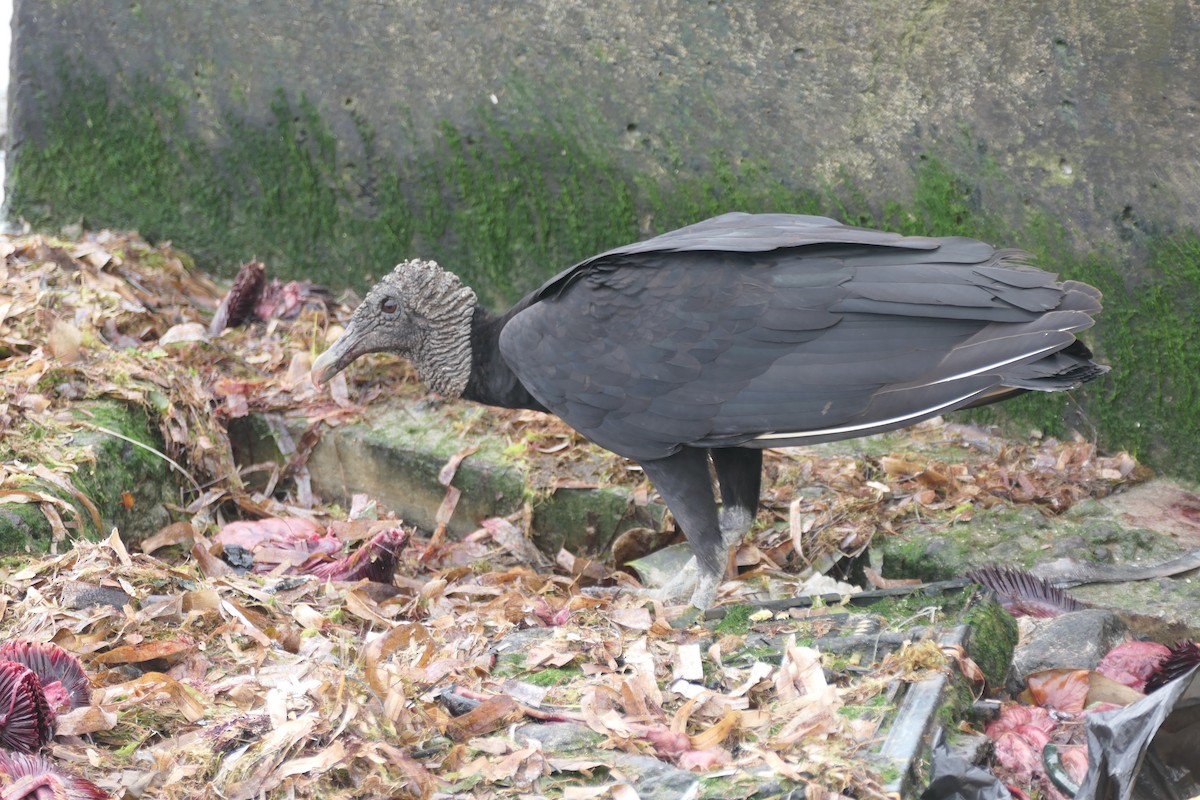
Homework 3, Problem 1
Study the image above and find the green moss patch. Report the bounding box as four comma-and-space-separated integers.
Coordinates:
1067, 236, 1200, 471
878, 501, 1178, 583
962, 597, 1019, 688
523, 666, 582, 688
70, 400, 176, 543
0, 400, 176, 551
0, 504, 50, 555
713, 604, 754, 635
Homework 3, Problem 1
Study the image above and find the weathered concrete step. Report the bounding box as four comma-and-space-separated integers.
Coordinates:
877, 624, 976, 796
232, 403, 663, 556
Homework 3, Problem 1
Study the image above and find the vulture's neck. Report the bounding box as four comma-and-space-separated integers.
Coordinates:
461, 303, 547, 412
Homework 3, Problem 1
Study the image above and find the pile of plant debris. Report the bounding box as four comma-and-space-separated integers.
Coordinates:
0, 231, 1158, 798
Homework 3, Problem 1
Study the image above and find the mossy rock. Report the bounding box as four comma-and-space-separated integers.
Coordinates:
0, 400, 176, 552
0, 504, 51, 555
962, 596, 1019, 688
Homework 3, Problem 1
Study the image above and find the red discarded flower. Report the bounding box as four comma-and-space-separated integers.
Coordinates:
255, 279, 333, 322
0, 643, 91, 714
0, 751, 109, 798
1023, 669, 1090, 713
0, 663, 54, 753
306, 527, 408, 582
1096, 640, 1171, 692
215, 519, 407, 582
986, 705, 1060, 790
985, 704, 1057, 739
530, 598, 572, 627
214, 517, 338, 573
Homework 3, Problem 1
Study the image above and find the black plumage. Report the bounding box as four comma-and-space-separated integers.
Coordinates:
311, 213, 1108, 609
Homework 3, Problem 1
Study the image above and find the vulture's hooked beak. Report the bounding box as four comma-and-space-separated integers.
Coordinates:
311, 322, 364, 386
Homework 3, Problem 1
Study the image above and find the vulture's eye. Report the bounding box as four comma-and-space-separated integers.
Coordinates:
380, 298, 399, 315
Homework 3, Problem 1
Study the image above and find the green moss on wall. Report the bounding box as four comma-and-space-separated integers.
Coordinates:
640, 152, 826, 231
415, 119, 639, 306
1069, 236, 1200, 471
10, 64, 1200, 476
11, 73, 417, 295
222, 96, 412, 289
11, 68, 642, 307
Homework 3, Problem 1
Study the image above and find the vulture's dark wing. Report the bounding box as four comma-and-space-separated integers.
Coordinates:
530, 212, 943, 301
499, 214, 1102, 462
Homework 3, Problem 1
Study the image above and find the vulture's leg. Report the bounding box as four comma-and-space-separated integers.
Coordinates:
712, 447, 762, 549
639, 447, 725, 609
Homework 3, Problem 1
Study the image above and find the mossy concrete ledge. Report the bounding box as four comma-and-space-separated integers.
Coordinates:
232, 404, 661, 556
876, 481, 1200, 638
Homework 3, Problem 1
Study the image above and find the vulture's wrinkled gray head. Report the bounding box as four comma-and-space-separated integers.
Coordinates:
311, 259, 477, 396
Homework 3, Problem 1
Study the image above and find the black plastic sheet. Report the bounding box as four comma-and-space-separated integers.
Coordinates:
921, 742, 1012, 800
1075, 665, 1200, 800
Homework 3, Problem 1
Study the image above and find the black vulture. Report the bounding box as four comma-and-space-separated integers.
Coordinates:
311, 212, 1108, 609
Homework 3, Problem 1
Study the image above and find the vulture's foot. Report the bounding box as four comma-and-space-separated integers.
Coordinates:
647, 508, 748, 610
719, 507, 753, 549
688, 565, 722, 610
647, 554, 724, 610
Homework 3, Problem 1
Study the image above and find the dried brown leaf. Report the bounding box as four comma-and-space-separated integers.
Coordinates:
191, 534, 234, 578
342, 588, 395, 626
607, 606, 653, 631
104, 529, 132, 567
140, 521, 196, 554
55, 704, 118, 736
688, 708, 741, 750
93, 637, 193, 666
47, 318, 84, 362
444, 695, 521, 741
101, 672, 206, 723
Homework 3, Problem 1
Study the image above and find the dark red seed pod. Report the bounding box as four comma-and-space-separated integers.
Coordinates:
0, 662, 54, 752
209, 260, 267, 334
0, 642, 91, 713
0, 751, 110, 799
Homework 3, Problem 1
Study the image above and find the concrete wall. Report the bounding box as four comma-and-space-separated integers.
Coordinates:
7, 0, 1200, 474
11, 1, 1200, 251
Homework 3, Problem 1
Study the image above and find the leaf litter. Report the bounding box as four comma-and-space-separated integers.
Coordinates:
0, 230, 1152, 797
